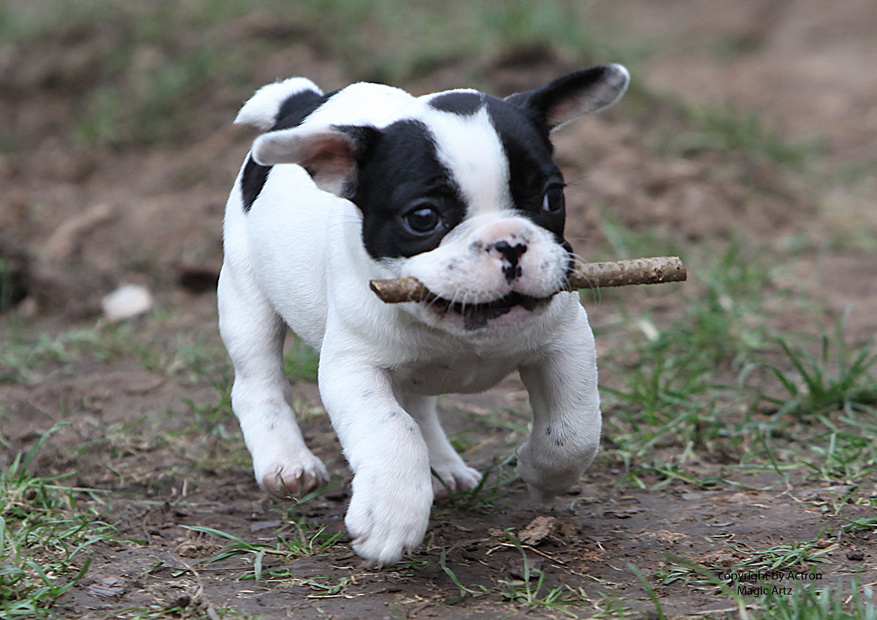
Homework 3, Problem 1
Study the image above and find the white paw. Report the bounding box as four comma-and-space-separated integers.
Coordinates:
431, 461, 482, 499
254, 451, 329, 498
344, 470, 433, 567
516, 440, 584, 503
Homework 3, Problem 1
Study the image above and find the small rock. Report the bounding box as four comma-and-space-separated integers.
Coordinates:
558, 521, 579, 538
101, 284, 153, 322
697, 550, 741, 567
518, 516, 557, 545
682, 491, 715, 501
508, 557, 543, 580
603, 508, 640, 519
847, 551, 865, 561
85, 575, 126, 598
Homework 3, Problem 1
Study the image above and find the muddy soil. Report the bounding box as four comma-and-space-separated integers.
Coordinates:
2, 1, 876, 618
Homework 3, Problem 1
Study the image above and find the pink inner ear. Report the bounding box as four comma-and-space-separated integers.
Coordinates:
546, 98, 585, 129
302, 140, 356, 180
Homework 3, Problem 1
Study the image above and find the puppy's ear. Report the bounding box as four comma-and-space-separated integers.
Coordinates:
251, 125, 378, 197
505, 64, 629, 132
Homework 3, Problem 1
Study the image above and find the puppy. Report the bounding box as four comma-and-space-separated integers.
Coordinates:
218, 65, 629, 566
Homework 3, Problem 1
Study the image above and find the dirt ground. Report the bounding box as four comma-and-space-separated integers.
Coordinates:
2, 1, 876, 618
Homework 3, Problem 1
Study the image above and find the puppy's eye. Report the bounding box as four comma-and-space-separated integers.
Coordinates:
542, 186, 565, 213
403, 205, 442, 235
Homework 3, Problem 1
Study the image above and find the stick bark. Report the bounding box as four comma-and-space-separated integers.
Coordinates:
369, 256, 686, 304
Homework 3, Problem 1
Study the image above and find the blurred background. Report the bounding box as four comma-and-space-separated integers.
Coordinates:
1, 0, 875, 320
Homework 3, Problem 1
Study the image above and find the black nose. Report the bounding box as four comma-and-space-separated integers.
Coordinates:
494, 240, 527, 282
494, 240, 527, 263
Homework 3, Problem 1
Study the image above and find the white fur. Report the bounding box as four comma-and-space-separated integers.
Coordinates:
419, 105, 512, 216
219, 79, 603, 567
235, 77, 323, 130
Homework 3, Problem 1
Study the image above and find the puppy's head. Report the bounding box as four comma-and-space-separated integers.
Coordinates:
248, 66, 629, 333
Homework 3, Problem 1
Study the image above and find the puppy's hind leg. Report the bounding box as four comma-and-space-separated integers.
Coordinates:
397, 392, 482, 498
218, 265, 329, 497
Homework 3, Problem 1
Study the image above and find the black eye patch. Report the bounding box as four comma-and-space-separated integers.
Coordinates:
353, 120, 467, 259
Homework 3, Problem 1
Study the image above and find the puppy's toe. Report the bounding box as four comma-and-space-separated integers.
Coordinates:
345, 474, 432, 566
347, 518, 425, 568
260, 457, 329, 498
432, 464, 482, 499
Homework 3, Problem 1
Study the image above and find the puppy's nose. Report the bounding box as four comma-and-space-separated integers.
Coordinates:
494, 240, 527, 282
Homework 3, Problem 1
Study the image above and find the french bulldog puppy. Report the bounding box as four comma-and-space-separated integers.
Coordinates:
218, 65, 629, 566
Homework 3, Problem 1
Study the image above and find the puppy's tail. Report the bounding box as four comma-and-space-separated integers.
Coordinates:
235, 77, 324, 131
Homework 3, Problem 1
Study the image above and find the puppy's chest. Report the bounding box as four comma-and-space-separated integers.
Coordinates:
391, 353, 525, 395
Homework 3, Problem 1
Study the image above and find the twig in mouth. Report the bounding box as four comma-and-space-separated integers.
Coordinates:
369, 256, 687, 304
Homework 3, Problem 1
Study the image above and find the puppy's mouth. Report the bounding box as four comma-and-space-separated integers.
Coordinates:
428, 291, 554, 330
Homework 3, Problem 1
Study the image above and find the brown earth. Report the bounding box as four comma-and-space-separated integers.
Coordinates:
1, 1, 876, 618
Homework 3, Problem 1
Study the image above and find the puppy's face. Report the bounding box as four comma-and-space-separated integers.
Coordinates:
354, 101, 571, 332
249, 66, 630, 334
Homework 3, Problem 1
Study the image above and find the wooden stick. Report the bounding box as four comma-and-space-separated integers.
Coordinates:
369, 256, 686, 304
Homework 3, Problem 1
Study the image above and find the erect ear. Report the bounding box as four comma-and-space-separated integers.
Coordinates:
251, 124, 378, 197
505, 64, 630, 132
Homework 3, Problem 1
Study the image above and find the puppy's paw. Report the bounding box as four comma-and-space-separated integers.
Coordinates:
516, 440, 580, 503
525, 483, 558, 504
431, 462, 482, 499
255, 452, 329, 498
345, 472, 433, 567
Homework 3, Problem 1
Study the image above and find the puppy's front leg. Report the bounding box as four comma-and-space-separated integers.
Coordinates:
319, 350, 433, 566
218, 265, 329, 496
517, 307, 602, 502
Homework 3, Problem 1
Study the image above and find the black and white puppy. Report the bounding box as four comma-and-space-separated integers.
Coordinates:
218, 65, 629, 566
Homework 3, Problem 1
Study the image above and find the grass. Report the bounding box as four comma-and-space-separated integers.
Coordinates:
497, 534, 594, 617
0, 322, 139, 384
592, 234, 877, 494
694, 104, 822, 170
0, 0, 619, 149
730, 539, 836, 572
802, 417, 877, 483
0, 424, 113, 618
599, 243, 777, 479
756, 327, 877, 419
184, 519, 345, 582
283, 336, 320, 384
439, 544, 489, 603
183, 486, 345, 583
439, 533, 616, 617
754, 581, 877, 620
434, 451, 523, 513
654, 556, 877, 620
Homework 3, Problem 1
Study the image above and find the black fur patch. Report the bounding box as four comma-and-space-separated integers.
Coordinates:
240, 87, 333, 213
272, 89, 334, 131
505, 65, 619, 130
428, 91, 483, 116
240, 155, 271, 213
352, 120, 467, 259
484, 96, 567, 242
